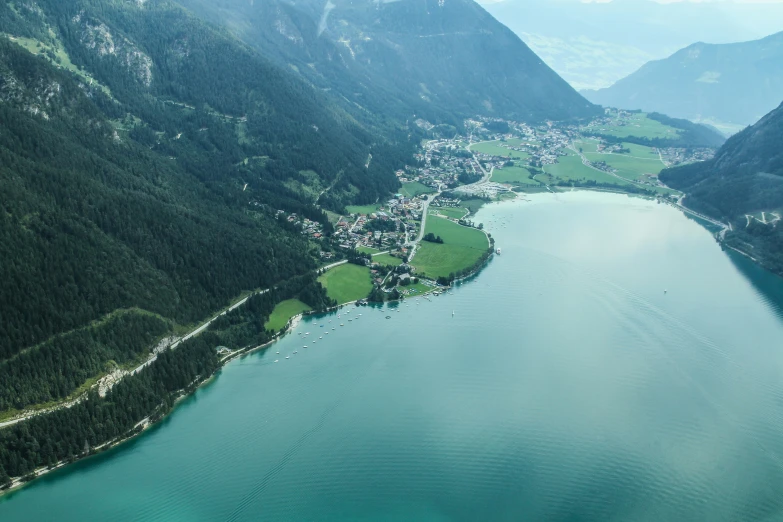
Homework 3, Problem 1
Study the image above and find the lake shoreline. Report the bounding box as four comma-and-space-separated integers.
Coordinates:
0, 307, 321, 496
3, 191, 768, 499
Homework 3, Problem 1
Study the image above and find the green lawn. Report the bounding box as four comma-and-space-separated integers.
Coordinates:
400, 182, 436, 198
470, 139, 529, 160
543, 152, 633, 186
460, 198, 489, 214
399, 282, 431, 296
583, 150, 665, 181
266, 299, 312, 332
491, 165, 540, 185
318, 263, 373, 304
434, 207, 469, 219
373, 253, 403, 266
541, 150, 678, 196
325, 210, 342, 224
357, 246, 380, 254
584, 112, 680, 140
573, 138, 601, 154
346, 203, 381, 215
412, 216, 488, 278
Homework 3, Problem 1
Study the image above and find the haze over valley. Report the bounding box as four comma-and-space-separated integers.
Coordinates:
1, 0, 783, 519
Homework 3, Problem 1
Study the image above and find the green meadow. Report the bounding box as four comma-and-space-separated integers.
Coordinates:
470, 139, 529, 160
346, 203, 382, 215
400, 182, 436, 198
373, 253, 403, 266
412, 216, 488, 278
318, 264, 373, 304
585, 112, 680, 140
491, 165, 540, 185
266, 299, 312, 332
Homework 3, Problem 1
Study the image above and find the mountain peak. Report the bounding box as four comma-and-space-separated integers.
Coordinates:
583, 32, 783, 129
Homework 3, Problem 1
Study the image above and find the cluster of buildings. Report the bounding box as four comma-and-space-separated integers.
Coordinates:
275, 210, 326, 240
659, 147, 715, 167
331, 194, 429, 252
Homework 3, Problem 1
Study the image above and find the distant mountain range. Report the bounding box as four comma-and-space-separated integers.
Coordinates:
582, 32, 783, 131
175, 0, 598, 124
480, 0, 783, 91
660, 102, 783, 275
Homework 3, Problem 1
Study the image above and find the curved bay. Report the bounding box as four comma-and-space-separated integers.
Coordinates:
2, 192, 783, 521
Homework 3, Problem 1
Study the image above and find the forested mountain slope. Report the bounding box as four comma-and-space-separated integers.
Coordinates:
660, 102, 783, 275
175, 0, 600, 125
583, 31, 783, 128
0, 0, 414, 416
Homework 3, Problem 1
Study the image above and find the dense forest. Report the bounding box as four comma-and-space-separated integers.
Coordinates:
0, 333, 221, 482
0, 0, 419, 421
176, 0, 600, 125
0, 270, 335, 482
208, 274, 335, 349
660, 102, 783, 275
0, 311, 171, 412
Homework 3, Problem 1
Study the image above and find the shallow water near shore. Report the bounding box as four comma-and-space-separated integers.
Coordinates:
3, 191, 783, 521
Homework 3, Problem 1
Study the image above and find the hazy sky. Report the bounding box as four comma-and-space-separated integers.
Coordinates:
479, 0, 783, 89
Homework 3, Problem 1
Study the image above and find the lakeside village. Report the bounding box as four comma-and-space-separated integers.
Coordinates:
269, 112, 717, 297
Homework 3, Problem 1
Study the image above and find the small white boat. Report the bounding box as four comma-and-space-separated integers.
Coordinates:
319, 336, 323, 339
274, 360, 279, 363
332, 327, 336, 330
286, 356, 290, 359
341, 323, 344, 326
312, 340, 316, 343
303, 346, 307, 348
325, 332, 329, 335
277, 351, 280, 354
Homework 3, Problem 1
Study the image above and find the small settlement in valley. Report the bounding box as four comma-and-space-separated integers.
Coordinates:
275, 110, 718, 305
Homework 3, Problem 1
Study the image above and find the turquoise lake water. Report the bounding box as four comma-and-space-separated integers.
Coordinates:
2, 191, 783, 521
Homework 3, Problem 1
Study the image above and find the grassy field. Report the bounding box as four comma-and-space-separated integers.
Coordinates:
470, 139, 529, 160
373, 253, 403, 266
318, 264, 373, 304
460, 198, 489, 214
573, 138, 601, 154
325, 210, 342, 224
357, 246, 380, 254
400, 182, 436, 198
434, 207, 469, 219
266, 299, 312, 332
583, 151, 665, 181
543, 152, 631, 186
491, 165, 540, 185
584, 112, 680, 140
412, 216, 488, 278
346, 203, 381, 215
399, 282, 431, 296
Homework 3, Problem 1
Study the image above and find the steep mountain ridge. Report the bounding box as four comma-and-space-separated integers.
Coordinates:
660, 102, 783, 274
175, 0, 600, 124
0, 0, 419, 415
582, 31, 783, 128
